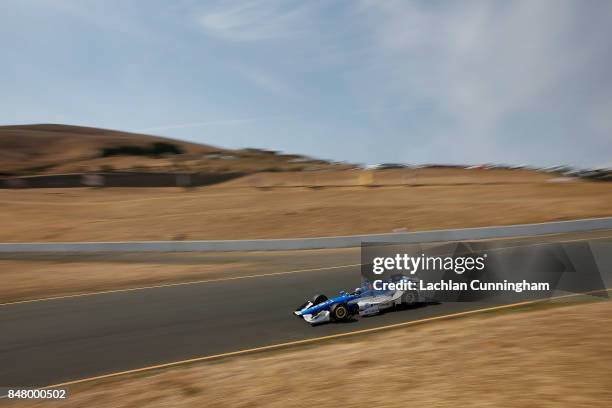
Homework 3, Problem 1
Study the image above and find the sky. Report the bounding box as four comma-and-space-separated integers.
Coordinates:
1, 0, 611, 168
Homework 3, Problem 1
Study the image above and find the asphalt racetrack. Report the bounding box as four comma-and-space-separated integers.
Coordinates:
1, 233, 611, 388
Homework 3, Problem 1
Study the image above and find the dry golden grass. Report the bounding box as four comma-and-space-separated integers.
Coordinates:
10, 301, 611, 408
223, 167, 555, 187
0, 169, 611, 242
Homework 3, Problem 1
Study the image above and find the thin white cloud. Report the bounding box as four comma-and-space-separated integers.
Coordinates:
195, 0, 316, 42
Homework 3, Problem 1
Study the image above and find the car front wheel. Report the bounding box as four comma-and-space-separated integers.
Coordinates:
331, 303, 350, 321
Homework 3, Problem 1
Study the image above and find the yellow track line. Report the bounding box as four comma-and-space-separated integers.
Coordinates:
40, 289, 610, 390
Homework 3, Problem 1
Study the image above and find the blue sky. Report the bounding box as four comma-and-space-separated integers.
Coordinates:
1, 0, 611, 167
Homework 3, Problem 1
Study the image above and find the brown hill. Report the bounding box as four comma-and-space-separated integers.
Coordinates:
0, 124, 342, 176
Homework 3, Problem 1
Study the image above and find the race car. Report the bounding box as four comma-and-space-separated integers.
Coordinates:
294, 275, 425, 325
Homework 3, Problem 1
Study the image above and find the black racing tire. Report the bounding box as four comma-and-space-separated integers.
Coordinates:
312, 294, 328, 305
402, 290, 419, 306
330, 303, 350, 321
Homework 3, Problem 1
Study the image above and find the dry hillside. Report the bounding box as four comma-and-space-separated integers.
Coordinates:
0, 124, 346, 176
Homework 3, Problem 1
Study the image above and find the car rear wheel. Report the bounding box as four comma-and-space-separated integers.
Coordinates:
402, 291, 418, 305
331, 303, 350, 321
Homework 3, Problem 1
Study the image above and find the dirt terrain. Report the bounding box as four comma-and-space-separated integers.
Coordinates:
0, 169, 611, 242
10, 299, 611, 408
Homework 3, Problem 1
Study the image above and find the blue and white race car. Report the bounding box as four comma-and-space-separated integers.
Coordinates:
294, 275, 425, 325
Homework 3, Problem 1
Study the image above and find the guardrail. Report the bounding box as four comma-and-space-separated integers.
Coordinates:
1, 217, 611, 253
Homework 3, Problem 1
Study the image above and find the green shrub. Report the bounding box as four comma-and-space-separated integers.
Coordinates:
100, 142, 183, 157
